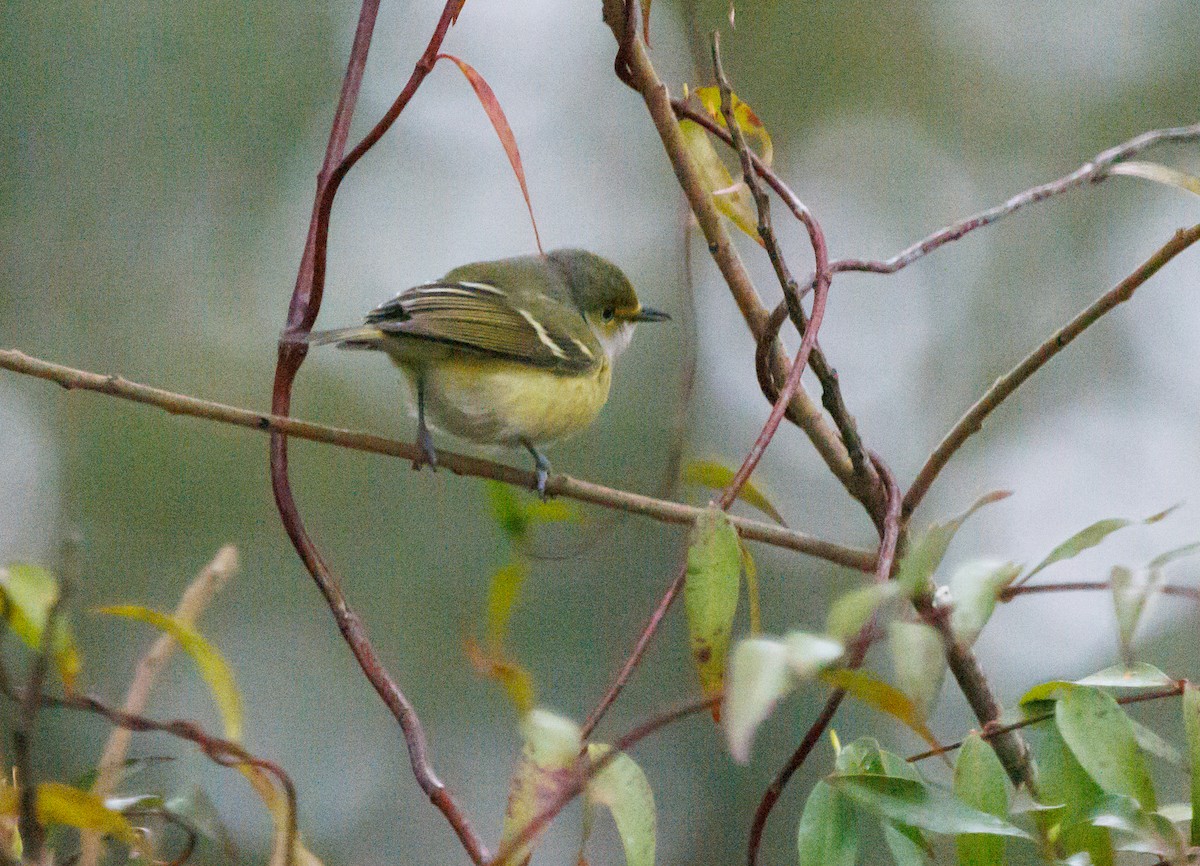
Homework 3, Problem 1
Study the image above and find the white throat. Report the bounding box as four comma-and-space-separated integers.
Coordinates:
590, 321, 636, 361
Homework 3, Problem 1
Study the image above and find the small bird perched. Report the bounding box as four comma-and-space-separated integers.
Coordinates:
305, 249, 669, 495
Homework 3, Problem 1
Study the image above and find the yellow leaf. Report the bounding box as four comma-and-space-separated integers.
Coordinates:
678, 119, 763, 245
0, 564, 82, 690
821, 668, 940, 751
739, 543, 762, 636
465, 638, 537, 714
694, 86, 773, 166
486, 560, 529, 650
0, 782, 137, 846
682, 459, 786, 525
98, 605, 243, 742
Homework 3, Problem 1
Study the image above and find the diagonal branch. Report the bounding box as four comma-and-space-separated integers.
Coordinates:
904, 222, 1200, 518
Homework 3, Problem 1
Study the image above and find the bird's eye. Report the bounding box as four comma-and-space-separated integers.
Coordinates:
601, 307, 616, 322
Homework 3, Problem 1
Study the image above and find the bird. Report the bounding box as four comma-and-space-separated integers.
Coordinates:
303, 249, 669, 496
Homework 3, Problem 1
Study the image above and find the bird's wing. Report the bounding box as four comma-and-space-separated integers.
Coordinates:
365, 280, 599, 373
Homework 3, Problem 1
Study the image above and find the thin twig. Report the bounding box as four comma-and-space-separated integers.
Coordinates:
828, 122, 1200, 277
670, 98, 875, 491
904, 223, 1200, 518
907, 682, 1187, 763
746, 452, 902, 866
580, 559, 688, 739
78, 546, 238, 866
605, 9, 864, 502
1000, 581, 1200, 602
0, 349, 873, 572
708, 35, 876, 509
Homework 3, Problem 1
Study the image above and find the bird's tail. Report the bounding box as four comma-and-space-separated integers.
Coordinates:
281, 325, 385, 350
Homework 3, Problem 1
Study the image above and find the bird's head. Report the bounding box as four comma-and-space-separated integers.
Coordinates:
548, 248, 670, 360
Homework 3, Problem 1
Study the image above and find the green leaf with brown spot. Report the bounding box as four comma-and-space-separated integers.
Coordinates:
684, 508, 742, 714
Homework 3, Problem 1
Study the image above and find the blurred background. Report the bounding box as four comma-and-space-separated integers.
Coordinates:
3, 0, 1200, 862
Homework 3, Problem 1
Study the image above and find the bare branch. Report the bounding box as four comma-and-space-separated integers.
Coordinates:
830, 122, 1200, 276
0, 349, 874, 571
905, 223, 1200, 518
907, 682, 1187, 763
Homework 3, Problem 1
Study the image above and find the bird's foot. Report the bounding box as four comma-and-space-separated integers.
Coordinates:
522, 440, 551, 500
413, 426, 438, 472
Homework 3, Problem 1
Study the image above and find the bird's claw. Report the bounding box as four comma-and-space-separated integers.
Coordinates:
413, 427, 438, 472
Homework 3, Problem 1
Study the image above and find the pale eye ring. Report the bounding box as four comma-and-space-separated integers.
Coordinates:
601, 307, 616, 322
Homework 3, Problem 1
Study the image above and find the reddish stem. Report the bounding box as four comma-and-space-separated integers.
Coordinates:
268, 2, 486, 862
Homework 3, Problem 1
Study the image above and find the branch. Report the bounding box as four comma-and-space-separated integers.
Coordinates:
828, 122, 1200, 277
0, 349, 873, 572
1000, 581, 1200, 602
709, 34, 838, 512
907, 682, 1187, 763
603, 7, 870, 507
669, 99, 874, 491
904, 223, 1200, 517
78, 546, 238, 866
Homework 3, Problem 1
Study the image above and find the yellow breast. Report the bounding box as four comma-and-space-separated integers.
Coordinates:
411, 356, 613, 447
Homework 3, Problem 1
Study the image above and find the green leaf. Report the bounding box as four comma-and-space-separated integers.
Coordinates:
894, 491, 1011, 597
500, 709, 582, 864
888, 622, 946, 721
954, 733, 1010, 866
796, 781, 858, 866
829, 774, 1030, 838
0, 563, 82, 689
1147, 540, 1200, 571
948, 559, 1022, 645
1076, 664, 1174, 690
1087, 793, 1185, 858
1183, 683, 1200, 845
723, 638, 794, 763
826, 583, 897, 640
836, 737, 885, 775
487, 481, 578, 543
1025, 712, 1114, 865
682, 459, 786, 525
684, 509, 742, 710
883, 821, 930, 865
164, 787, 235, 856
1128, 717, 1182, 767
821, 668, 938, 749
783, 631, 845, 677
1110, 161, 1200, 197
98, 604, 243, 742
1021, 506, 1178, 585
485, 560, 528, 650
1056, 686, 1156, 811
585, 744, 655, 866
1109, 566, 1161, 664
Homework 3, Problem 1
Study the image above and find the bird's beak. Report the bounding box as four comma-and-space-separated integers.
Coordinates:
630, 306, 671, 322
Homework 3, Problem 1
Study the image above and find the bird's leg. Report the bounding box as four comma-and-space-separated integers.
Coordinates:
414, 375, 437, 472
521, 438, 551, 499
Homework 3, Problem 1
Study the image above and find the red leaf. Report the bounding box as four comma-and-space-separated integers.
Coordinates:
437, 54, 543, 254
